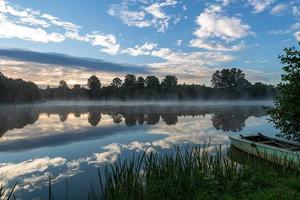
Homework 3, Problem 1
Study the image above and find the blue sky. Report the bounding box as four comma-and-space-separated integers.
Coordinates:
0, 0, 299, 86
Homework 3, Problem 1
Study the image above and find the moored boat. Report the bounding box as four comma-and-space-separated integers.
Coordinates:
229, 133, 300, 164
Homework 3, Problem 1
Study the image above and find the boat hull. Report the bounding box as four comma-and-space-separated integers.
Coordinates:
229, 135, 300, 165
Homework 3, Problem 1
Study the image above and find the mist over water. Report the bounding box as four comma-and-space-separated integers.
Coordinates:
0, 101, 277, 199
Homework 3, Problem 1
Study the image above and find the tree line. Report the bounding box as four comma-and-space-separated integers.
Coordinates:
40, 68, 277, 100
0, 68, 277, 103
0, 72, 40, 103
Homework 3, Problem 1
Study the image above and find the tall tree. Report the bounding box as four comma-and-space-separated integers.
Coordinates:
88, 75, 101, 99
59, 80, 68, 89
123, 74, 136, 89
161, 75, 177, 89
145, 76, 160, 89
111, 77, 122, 88
211, 68, 246, 89
136, 76, 145, 89
269, 46, 300, 140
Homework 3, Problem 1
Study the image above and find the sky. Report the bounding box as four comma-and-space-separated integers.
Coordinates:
0, 0, 299, 86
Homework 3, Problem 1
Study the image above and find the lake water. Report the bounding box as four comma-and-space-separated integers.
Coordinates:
0, 101, 277, 199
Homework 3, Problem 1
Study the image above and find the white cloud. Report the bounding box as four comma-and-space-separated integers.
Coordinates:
0, 1, 121, 55
294, 31, 300, 41
107, 0, 178, 33
107, 5, 151, 28
0, 20, 65, 43
248, 0, 275, 13
270, 4, 288, 15
292, 6, 300, 17
190, 40, 246, 51
190, 5, 251, 51
0, 157, 66, 186
175, 39, 183, 46
0, 59, 124, 86
87, 32, 120, 55
147, 48, 234, 83
122, 42, 157, 56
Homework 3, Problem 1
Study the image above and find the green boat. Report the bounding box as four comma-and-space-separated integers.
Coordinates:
229, 133, 300, 164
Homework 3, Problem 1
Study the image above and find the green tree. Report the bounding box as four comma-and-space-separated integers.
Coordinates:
73, 84, 81, 90
269, 46, 300, 140
59, 80, 68, 89
161, 75, 177, 89
211, 68, 246, 89
88, 75, 101, 99
111, 77, 122, 88
123, 74, 136, 89
136, 76, 145, 89
145, 76, 160, 89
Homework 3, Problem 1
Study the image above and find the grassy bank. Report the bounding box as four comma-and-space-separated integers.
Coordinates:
88, 146, 300, 200
1, 146, 300, 200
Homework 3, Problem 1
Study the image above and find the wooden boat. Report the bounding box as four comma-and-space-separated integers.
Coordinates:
229, 133, 300, 164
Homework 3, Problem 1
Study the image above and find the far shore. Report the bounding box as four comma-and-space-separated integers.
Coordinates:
0, 99, 274, 107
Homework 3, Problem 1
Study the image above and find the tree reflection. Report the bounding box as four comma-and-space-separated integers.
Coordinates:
161, 113, 178, 125
0, 106, 39, 137
88, 111, 101, 126
123, 113, 137, 127
145, 113, 160, 125
0, 105, 269, 138
112, 114, 123, 124
59, 112, 68, 122
137, 113, 145, 125
211, 107, 267, 132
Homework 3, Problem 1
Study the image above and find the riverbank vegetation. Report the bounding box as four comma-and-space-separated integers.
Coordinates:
269, 45, 300, 141
88, 146, 300, 200
0, 72, 40, 103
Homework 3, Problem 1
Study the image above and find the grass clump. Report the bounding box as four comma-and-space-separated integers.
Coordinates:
91, 146, 300, 200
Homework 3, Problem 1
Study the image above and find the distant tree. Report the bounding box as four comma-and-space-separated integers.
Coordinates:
0, 72, 4, 80
161, 75, 177, 89
145, 76, 160, 89
211, 68, 246, 89
59, 80, 68, 89
88, 75, 101, 99
269, 46, 300, 141
111, 77, 122, 88
136, 76, 145, 89
0, 72, 40, 103
73, 84, 81, 89
123, 74, 136, 89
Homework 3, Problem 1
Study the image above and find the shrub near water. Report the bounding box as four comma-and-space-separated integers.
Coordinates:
89, 146, 300, 200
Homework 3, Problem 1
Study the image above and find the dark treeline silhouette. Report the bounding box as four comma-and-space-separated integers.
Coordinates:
0, 105, 268, 138
0, 68, 277, 103
0, 72, 40, 103
39, 68, 276, 100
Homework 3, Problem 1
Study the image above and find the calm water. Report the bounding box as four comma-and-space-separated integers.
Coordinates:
0, 101, 277, 199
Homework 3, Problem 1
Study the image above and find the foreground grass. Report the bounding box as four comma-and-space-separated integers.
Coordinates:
1, 146, 300, 200
90, 146, 300, 200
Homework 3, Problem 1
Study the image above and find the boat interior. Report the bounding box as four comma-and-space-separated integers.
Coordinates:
241, 133, 300, 151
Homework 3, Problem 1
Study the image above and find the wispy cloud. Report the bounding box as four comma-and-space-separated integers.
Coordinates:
270, 3, 288, 15
0, 1, 122, 55
107, 0, 179, 33
248, 0, 275, 13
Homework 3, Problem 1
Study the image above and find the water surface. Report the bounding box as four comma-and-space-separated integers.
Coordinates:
0, 101, 277, 199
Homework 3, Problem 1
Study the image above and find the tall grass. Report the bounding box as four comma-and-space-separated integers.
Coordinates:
0, 182, 17, 200
90, 145, 300, 200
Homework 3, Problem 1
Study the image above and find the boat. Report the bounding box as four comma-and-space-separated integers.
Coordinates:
229, 133, 300, 164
